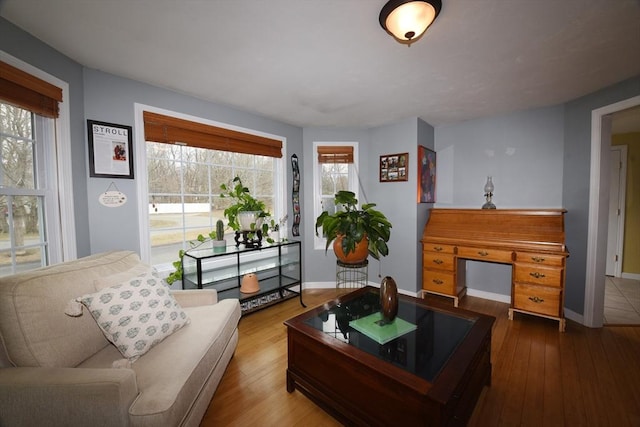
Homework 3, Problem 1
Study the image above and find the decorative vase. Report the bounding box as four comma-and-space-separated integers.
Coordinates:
333, 235, 369, 264
237, 211, 263, 231
240, 273, 260, 294
379, 276, 398, 323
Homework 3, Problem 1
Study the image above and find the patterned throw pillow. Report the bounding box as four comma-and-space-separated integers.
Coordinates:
76, 273, 190, 360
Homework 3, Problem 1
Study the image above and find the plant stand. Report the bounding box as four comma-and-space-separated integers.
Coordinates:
336, 260, 368, 288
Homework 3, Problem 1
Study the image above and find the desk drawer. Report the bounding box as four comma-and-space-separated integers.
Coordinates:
513, 283, 561, 317
515, 252, 565, 267
423, 243, 456, 254
423, 270, 455, 295
514, 264, 563, 287
457, 247, 513, 263
423, 252, 455, 271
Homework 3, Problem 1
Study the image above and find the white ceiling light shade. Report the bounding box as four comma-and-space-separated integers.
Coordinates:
379, 0, 442, 46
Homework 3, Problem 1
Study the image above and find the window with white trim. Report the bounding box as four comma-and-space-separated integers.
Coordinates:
0, 58, 67, 276
313, 142, 359, 250
143, 110, 285, 267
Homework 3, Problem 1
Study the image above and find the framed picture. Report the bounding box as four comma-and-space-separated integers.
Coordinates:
418, 146, 436, 203
87, 120, 134, 179
379, 152, 408, 182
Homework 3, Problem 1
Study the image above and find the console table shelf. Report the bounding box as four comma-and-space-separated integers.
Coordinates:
182, 240, 304, 315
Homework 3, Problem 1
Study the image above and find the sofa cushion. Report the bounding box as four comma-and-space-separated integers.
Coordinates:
76, 272, 190, 360
77, 298, 241, 427
93, 263, 155, 291
0, 251, 143, 367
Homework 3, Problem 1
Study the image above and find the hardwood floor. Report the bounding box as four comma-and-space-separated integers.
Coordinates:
200, 289, 640, 426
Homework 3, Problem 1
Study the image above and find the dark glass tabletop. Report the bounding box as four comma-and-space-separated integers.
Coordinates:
303, 288, 476, 382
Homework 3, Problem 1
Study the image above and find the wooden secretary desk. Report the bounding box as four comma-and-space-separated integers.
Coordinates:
421, 209, 569, 331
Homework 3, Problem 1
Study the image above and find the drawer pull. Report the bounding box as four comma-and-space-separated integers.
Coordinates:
432, 259, 444, 265
433, 246, 443, 252
531, 256, 545, 263
529, 272, 546, 279
529, 296, 545, 304
478, 251, 489, 257
432, 279, 444, 285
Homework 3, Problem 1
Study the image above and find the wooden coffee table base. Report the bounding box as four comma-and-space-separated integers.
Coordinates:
285, 299, 494, 426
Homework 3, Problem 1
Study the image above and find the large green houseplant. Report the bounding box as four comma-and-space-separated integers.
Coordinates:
315, 190, 392, 263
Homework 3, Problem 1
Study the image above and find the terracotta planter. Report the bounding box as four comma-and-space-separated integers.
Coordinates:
333, 235, 369, 264
240, 273, 260, 293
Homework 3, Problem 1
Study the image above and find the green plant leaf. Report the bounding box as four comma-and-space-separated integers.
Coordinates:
315, 191, 392, 259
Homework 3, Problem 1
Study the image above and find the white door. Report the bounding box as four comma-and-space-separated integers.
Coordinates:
605, 146, 627, 277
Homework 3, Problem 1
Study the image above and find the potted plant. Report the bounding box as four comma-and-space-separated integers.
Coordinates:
219, 176, 271, 246
315, 190, 392, 264
211, 219, 227, 253
267, 214, 288, 242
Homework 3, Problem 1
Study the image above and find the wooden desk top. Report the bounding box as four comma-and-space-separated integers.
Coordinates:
421, 208, 568, 255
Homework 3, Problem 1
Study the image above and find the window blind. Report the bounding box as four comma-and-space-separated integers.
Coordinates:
317, 145, 354, 164
0, 61, 63, 118
143, 111, 282, 158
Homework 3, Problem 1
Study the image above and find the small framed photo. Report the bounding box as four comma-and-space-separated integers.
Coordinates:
418, 146, 436, 203
379, 152, 408, 182
87, 120, 134, 179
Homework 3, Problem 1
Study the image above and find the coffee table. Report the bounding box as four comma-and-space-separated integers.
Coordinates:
284, 286, 495, 426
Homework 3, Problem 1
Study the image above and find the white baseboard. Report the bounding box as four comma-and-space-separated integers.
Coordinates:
564, 308, 584, 325
621, 272, 640, 281
303, 282, 421, 298
465, 288, 511, 304
303, 281, 338, 289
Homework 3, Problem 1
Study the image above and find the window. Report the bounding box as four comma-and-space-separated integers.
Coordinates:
313, 142, 359, 249
141, 109, 285, 267
0, 57, 70, 276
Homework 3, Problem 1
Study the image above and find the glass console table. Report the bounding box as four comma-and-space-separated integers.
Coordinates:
182, 240, 304, 314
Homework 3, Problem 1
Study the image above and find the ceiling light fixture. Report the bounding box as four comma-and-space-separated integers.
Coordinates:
379, 0, 442, 46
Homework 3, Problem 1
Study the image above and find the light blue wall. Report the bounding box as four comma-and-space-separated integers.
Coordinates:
562, 75, 640, 315
0, 17, 91, 256
435, 105, 565, 208
368, 117, 429, 293
83, 69, 303, 256
369, 118, 419, 293
434, 105, 565, 297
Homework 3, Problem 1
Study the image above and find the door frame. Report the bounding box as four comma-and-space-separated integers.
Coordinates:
585, 95, 640, 328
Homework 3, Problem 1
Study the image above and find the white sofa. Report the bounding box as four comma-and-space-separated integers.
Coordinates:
0, 251, 241, 427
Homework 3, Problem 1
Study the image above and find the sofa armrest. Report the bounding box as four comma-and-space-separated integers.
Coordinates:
0, 367, 138, 427
171, 289, 218, 307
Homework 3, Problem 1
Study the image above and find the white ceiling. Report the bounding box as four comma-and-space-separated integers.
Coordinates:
1, 0, 639, 129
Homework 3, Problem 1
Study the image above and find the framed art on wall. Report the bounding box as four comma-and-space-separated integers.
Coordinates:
379, 152, 408, 182
87, 120, 134, 179
418, 146, 436, 203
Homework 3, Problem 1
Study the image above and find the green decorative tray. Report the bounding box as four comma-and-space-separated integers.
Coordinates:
349, 312, 417, 345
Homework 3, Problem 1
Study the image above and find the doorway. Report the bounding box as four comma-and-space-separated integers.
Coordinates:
605, 145, 627, 278
585, 95, 640, 328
